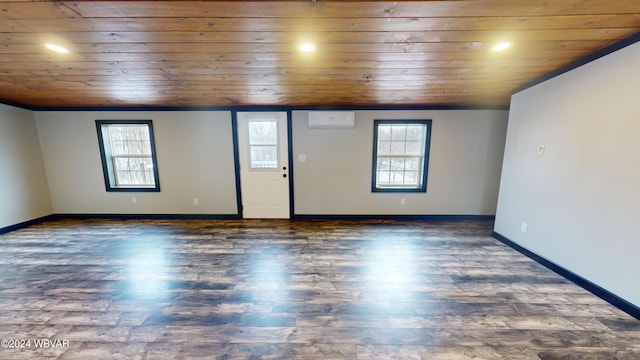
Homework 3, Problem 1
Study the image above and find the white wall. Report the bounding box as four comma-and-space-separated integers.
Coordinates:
35, 111, 238, 215
0, 104, 52, 228
495, 42, 640, 306
293, 110, 508, 215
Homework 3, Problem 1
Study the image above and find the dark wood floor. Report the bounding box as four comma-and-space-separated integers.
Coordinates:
0, 219, 639, 359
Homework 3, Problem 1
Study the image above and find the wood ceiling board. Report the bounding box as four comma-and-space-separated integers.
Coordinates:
0, 0, 638, 108
64, 1, 640, 18
2, 15, 639, 33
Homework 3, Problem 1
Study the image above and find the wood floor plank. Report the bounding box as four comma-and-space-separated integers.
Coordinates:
0, 218, 638, 359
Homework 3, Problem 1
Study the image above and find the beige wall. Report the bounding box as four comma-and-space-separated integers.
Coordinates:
495, 42, 640, 306
35, 111, 238, 215
292, 110, 508, 215
4, 106, 508, 225
0, 104, 52, 228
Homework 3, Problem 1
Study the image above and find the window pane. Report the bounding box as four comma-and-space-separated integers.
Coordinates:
113, 156, 155, 186
249, 121, 277, 145
142, 141, 152, 154
126, 127, 139, 140
128, 157, 145, 170
250, 145, 278, 168
378, 125, 392, 140
131, 170, 153, 185
405, 125, 423, 140
117, 171, 133, 185
130, 171, 145, 184
377, 140, 391, 155
126, 140, 143, 155
111, 140, 128, 155
114, 157, 133, 184
390, 171, 405, 184
114, 157, 130, 171
391, 126, 406, 140
139, 126, 150, 140
390, 140, 405, 155
390, 157, 405, 170
405, 157, 419, 170
378, 171, 390, 183
405, 171, 418, 185
377, 157, 390, 171
405, 140, 422, 155
109, 125, 154, 156
110, 126, 126, 140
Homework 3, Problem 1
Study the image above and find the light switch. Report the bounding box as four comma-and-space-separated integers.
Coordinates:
298, 154, 307, 162
537, 145, 545, 155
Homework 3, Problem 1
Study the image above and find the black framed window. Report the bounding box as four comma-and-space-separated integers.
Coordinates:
372, 120, 431, 192
96, 120, 160, 192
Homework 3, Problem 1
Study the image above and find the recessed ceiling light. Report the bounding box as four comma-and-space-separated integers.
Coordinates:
298, 43, 315, 52
45, 43, 69, 54
491, 42, 512, 52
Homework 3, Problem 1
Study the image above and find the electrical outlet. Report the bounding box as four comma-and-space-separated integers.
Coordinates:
537, 145, 545, 155
400, 198, 406, 205
521, 222, 528, 233
131, 197, 137, 204
193, 198, 199, 205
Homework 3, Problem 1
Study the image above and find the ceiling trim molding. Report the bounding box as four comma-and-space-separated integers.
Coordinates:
0, 99, 36, 111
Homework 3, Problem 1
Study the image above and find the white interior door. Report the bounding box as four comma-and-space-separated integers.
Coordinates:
237, 112, 290, 218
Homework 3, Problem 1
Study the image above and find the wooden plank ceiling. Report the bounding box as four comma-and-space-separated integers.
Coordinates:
0, 0, 639, 108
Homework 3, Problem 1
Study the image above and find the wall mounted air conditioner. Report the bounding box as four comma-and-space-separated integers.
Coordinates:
307, 111, 355, 129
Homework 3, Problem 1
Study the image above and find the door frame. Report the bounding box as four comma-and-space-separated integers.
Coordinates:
231, 110, 294, 219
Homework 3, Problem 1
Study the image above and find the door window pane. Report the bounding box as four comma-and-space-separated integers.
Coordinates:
249, 121, 277, 145
250, 146, 278, 169
248, 120, 278, 169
